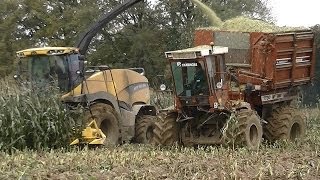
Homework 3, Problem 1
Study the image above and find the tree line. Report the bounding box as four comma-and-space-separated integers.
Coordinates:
0, 0, 319, 102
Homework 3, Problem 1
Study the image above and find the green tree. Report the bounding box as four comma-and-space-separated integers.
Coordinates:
0, 0, 272, 80
0, 0, 24, 75
17, 0, 101, 47
87, 0, 168, 82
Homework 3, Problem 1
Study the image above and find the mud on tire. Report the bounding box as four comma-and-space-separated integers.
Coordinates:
85, 103, 120, 146
134, 115, 158, 144
224, 109, 263, 150
264, 106, 306, 142
151, 112, 179, 146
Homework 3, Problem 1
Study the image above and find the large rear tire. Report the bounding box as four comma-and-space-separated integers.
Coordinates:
84, 103, 120, 146
264, 106, 306, 142
225, 109, 263, 150
134, 115, 157, 144
151, 113, 179, 146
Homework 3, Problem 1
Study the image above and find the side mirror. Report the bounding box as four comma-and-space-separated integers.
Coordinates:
76, 70, 84, 77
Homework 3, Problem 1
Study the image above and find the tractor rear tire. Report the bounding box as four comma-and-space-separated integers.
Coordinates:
225, 109, 263, 150
264, 107, 306, 142
134, 115, 158, 144
85, 103, 120, 146
151, 113, 179, 146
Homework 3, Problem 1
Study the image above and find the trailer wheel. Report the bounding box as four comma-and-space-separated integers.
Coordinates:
151, 113, 179, 146
264, 107, 306, 142
85, 103, 120, 146
134, 115, 157, 144
225, 109, 263, 150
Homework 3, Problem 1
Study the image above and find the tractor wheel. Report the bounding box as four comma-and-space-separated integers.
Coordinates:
151, 113, 179, 146
264, 107, 306, 142
225, 109, 263, 150
85, 103, 120, 146
134, 115, 158, 144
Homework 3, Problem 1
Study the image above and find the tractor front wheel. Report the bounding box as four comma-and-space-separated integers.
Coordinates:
151, 112, 179, 146
224, 109, 263, 150
134, 115, 158, 144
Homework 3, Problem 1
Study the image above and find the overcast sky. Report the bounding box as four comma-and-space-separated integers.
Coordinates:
148, 0, 319, 27
269, 0, 319, 27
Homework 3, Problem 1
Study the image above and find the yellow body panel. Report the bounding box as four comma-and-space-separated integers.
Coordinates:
67, 69, 150, 145
62, 69, 150, 107
16, 47, 79, 57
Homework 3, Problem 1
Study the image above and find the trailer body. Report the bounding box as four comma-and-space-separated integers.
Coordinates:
194, 29, 315, 90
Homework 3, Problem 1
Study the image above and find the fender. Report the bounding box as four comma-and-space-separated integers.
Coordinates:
63, 91, 121, 114
132, 104, 157, 116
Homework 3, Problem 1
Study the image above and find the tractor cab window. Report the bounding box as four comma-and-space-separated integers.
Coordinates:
171, 61, 209, 97
205, 54, 227, 89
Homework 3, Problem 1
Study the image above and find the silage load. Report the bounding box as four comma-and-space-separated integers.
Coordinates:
198, 16, 305, 33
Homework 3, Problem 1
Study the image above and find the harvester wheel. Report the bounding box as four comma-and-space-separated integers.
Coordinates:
134, 115, 157, 144
225, 109, 263, 150
264, 107, 306, 142
151, 113, 179, 146
85, 103, 120, 146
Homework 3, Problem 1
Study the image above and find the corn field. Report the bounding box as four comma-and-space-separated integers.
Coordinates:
0, 79, 320, 179
0, 78, 82, 152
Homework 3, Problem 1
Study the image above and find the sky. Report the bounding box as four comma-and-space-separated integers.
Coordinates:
268, 0, 319, 27
149, 0, 319, 27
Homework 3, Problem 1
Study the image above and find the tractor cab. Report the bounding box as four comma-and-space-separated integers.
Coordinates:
165, 45, 232, 111
15, 47, 84, 92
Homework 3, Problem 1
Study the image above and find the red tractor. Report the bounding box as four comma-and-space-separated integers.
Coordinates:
152, 30, 315, 148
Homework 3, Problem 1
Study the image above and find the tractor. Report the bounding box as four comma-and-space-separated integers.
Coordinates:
152, 30, 315, 148
152, 45, 263, 149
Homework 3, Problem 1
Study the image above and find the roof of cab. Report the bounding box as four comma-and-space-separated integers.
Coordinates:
16, 47, 79, 57
165, 45, 228, 59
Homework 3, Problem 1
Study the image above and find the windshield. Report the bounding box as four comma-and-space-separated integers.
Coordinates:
171, 61, 209, 97
18, 54, 82, 92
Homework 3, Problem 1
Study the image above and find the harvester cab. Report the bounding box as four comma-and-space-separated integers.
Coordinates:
15, 47, 84, 92
165, 45, 234, 112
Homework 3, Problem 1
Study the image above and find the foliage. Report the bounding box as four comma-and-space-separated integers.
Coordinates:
0, 80, 82, 152
302, 25, 320, 105
0, 0, 272, 83
150, 90, 174, 110
0, 0, 24, 75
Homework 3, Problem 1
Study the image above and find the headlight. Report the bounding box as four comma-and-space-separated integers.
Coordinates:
160, 84, 166, 91
216, 82, 223, 89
